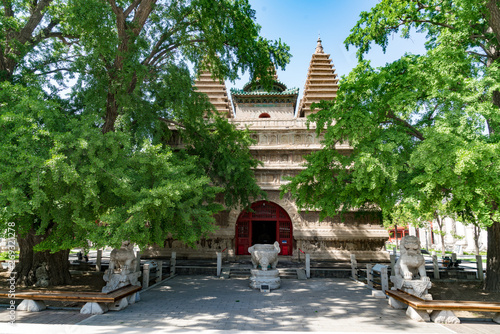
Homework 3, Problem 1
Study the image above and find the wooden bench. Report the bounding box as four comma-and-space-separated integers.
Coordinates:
386, 289, 500, 324
0, 284, 141, 314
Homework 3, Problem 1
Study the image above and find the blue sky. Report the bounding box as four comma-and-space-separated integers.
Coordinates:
228, 0, 428, 103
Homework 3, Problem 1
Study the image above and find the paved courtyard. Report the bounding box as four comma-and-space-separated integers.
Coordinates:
1, 276, 499, 333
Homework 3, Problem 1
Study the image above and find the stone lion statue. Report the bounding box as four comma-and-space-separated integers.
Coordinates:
394, 236, 429, 281
109, 241, 137, 274
102, 241, 141, 293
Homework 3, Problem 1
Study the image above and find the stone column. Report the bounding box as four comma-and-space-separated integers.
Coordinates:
390, 254, 396, 276
305, 253, 310, 278
350, 254, 358, 280
366, 264, 373, 289
142, 263, 150, 288
170, 252, 176, 276
216, 252, 222, 277
156, 260, 163, 283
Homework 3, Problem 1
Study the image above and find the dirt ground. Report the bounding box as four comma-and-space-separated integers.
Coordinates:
430, 280, 500, 303
0, 270, 105, 292
0, 270, 105, 308
429, 280, 500, 319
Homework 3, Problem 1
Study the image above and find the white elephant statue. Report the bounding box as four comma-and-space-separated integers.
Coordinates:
248, 241, 280, 271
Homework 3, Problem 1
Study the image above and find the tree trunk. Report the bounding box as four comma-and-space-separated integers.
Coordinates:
485, 220, 500, 291
439, 231, 446, 256
15, 229, 72, 287
102, 90, 119, 134
434, 212, 446, 256
473, 225, 480, 256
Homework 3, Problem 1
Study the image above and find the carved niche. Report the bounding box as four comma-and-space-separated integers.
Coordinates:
300, 239, 386, 253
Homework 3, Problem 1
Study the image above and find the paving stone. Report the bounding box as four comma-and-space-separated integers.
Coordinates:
1, 276, 496, 333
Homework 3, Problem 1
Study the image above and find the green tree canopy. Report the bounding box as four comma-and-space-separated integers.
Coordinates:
283, 0, 500, 291
0, 0, 290, 286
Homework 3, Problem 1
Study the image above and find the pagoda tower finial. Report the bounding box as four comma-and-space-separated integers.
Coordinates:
315, 36, 324, 54
194, 69, 233, 118
253, 63, 278, 82
269, 63, 278, 81
299, 38, 339, 117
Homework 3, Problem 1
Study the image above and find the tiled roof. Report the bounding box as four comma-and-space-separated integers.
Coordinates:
230, 86, 299, 96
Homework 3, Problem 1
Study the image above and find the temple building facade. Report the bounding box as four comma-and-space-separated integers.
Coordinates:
145, 39, 389, 262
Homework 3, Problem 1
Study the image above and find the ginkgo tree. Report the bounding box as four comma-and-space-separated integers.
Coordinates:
283, 0, 500, 291
0, 0, 290, 286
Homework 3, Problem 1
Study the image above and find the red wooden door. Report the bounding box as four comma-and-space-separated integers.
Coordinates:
235, 213, 251, 255
278, 220, 292, 255
235, 201, 292, 255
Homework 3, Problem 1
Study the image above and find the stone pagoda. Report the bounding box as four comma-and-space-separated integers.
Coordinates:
144, 38, 389, 262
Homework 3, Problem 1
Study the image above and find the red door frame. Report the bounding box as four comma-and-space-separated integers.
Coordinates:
235, 201, 293, 255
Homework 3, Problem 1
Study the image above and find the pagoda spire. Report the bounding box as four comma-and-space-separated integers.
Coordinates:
315, 36, 324, 54
299, 38, 339, 117
253, 63, 279, 82
270, 62, 279, 80
194, 70, 232, 118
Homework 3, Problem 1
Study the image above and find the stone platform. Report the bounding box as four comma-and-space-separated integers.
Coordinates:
249, 268, 281, 290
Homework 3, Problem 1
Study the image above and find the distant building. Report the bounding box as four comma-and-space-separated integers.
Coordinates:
145, 39, 389, 261
409, 218, 487, 254
387, 226, 410, 243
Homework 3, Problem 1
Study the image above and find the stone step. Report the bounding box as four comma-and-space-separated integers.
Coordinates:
228, 267, 307, 279
278, 268, 298, 279
228, 269, 251, 278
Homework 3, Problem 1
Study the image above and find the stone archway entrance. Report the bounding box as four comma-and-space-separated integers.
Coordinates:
235, 201, 293, 256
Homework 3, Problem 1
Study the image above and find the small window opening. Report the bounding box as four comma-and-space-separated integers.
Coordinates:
259, 113, 271, 118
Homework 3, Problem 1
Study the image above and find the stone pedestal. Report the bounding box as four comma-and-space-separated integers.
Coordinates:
17, 300, 46, 312
102, 270, 141, 293
81, 302, 108, 314
388, 296, 408, 309
390, 276, 432, 299
406, 306, 430, 322
430, 310, 460, 324
249, 269, 281, 290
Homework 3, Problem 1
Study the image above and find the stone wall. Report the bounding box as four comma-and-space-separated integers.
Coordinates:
234, 104, 294, 119
144, 191, 389, 262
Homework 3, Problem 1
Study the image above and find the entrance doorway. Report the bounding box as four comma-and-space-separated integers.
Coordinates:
252, 221, 276, 245
235, 201, 293, 256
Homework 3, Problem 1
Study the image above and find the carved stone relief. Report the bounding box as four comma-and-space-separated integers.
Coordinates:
280, 134, 289, 144
254, 171, 299, 185
252, 151, 308, 165
299, 239, 386, 253
247, 130, 328, 148
163, 238, 232, 252
214, 210, 230, 227
299, 212, 381, 226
